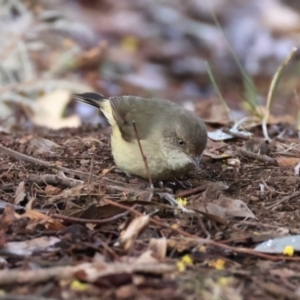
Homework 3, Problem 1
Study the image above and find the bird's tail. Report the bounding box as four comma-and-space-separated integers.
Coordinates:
73, 92, 115, 126
73, 93, 107, 108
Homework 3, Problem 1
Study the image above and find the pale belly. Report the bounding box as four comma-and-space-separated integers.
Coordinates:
110, 128, 193, 180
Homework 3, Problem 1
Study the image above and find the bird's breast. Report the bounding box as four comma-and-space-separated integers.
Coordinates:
110, 126, 193, 180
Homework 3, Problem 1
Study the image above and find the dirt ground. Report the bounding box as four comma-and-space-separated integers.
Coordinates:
0, 124, 300, 300
1, 1, 300, 299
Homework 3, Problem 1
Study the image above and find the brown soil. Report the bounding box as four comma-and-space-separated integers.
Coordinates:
1, 124, 300, 300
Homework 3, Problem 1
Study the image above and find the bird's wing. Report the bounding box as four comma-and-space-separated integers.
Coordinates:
109, 96, 165, 142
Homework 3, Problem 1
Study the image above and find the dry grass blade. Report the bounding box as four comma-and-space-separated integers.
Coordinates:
262, 47, 298, 141
210, 12, 258, 110
205, 61, 235, 123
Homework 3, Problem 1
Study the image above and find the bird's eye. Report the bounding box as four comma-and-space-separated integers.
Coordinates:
178, 139, 185, 146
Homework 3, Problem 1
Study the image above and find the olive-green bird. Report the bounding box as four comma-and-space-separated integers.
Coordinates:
73, 93, 207, 180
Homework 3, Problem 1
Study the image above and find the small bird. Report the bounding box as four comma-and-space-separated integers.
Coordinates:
73, 93, 207, 181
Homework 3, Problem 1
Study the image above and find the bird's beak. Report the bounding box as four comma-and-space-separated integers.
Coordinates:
190, 156, 200, 170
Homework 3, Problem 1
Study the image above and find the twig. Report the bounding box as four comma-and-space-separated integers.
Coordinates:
132, 121, 153, 187
175, 183, 209, 198
0, 261, 175, 285
236, 220, 283, 229
103, 199, 196, 237
52, 209, 132, 224
0, 264, 84, 285
266, 191, 300, 210
102, 199, 300, 261
27, 172, 84, 188
0, 143, 95, 179
261, 179, 286, 195
239, 148, 278, 166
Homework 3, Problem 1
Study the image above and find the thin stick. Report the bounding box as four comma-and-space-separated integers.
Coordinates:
88, 156, 94, 185
52, 209, 132, 224
103, 199, 300, 261
239, 148, 278, 166
266, 190, 300, 210
0, 143, 95, 179
132, 121, 153, 187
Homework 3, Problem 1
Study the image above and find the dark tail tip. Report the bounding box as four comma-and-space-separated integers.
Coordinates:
73, 92, 105, 101
73, 92, 106, 108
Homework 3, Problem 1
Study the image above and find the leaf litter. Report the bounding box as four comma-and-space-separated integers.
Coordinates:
1, 122, 300, 299
1, 0, 300, 299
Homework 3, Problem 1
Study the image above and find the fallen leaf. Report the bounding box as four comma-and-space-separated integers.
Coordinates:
16, 210, 65, 231
202, 182, 229, 202
0, 205, 15, 225
30, 89, 81, 129
135, 250, 158, 264
148, 237, 167, 260
215, 196, 257, 219
2, 236, 60, 256
118, 215, 150, 252
14, 181, 26, 205
276, 157, 300, 167
204, 202, 227, 219
45, 185, 61, 196
26, 137, 60, 156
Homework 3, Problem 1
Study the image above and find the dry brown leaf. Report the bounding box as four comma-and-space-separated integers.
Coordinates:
205, 203, 227, 219
215, 196, 257, 219
276, 157, 300, 167
167, 238, 199, 253
48, 183, 87, 203
16, 210, 65, 231
44, 185, 61, 196
204, 150, 231, 160
26, 137, 60, 156
14, 181, 26, 205
0, 205, 16, 247
118, 215, 150, 252
148, 237, 167, 260
25, 197, 36, 211
202, 182, 229, 202
0, 205, 15, 229
135, 238, 167, 264
2, 236, 60, 256
30, 89, 81, 129
135, 250, 158, 264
